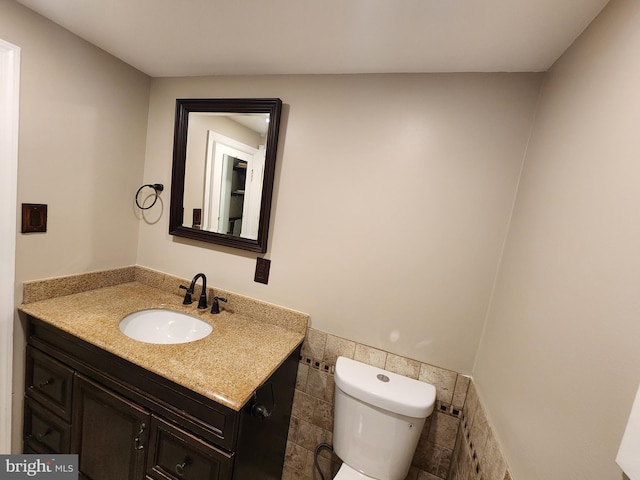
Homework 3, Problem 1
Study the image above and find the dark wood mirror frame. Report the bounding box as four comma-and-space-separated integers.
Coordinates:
169, 98, 283, 253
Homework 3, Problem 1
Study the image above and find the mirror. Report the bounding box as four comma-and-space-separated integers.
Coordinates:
169, 98, 282, 253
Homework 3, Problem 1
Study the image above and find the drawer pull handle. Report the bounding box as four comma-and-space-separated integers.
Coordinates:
175, 459, 189, 476
37, 378, 53, 388
134, 423, 146, 451
36, 428, 51, 440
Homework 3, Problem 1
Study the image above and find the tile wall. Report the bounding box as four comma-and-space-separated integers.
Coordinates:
447, 382, 513, 480
282, 328, 480, 480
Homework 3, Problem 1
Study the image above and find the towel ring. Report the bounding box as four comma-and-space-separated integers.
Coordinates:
135, 183, 164, 210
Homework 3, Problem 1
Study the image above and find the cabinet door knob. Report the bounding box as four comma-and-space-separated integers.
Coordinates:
37, 378, 53, 388
134, 423, 146, 450
35, 428, 51, 440
175, 459, 189, 476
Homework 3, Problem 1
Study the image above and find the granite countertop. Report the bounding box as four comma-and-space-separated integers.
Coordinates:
19, 281, 305, 411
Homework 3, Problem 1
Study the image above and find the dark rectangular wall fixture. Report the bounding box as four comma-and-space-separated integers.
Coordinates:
254, 258, 271, 284
21, 204, 47, 233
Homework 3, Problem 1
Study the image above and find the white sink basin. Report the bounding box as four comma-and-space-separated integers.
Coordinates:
119, 309, 212, 344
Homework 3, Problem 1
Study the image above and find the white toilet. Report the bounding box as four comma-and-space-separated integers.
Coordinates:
332, 356, 437, 480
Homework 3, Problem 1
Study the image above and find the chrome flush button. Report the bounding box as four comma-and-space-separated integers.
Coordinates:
377, 374, 390, 382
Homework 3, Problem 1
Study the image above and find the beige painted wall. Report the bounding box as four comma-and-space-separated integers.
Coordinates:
1, 0, 150, 451
139, 73, 542, 374
473, 0, 640, 478
1, 2, 150, 285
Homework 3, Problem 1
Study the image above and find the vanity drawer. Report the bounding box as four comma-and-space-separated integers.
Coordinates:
147, 415, 233, 480
23, 396, 71, 454
25, 346, 74, 422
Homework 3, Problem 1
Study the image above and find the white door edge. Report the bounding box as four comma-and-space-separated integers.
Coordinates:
0, 37, 20, 454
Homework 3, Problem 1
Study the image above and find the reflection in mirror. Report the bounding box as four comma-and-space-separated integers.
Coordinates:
170, 99, 282, 253
184, 114, 267, 239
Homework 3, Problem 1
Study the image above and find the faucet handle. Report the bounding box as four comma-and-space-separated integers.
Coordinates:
210, 296, 227, 314
179, 285, 193, 305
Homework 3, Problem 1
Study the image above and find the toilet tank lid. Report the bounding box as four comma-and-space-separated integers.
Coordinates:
334, 356, 436, 418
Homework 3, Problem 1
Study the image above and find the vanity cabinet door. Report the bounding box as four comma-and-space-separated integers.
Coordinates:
73, 375, 150, 480
146, 415, 233, 480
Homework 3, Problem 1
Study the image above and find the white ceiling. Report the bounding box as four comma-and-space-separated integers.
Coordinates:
15, 0, 611, 77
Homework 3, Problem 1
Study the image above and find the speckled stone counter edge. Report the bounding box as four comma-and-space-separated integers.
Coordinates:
22, 265, 308, 335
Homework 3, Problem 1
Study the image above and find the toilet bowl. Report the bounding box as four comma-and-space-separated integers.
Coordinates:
332, 356, 436, 480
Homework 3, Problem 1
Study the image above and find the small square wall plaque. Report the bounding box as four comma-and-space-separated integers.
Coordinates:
21, 203, 47, 233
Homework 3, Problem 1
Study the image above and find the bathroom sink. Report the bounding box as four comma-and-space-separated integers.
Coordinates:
119, 309, 212, 344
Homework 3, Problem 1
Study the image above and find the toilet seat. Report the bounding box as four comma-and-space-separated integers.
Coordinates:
334, 463, 376, 480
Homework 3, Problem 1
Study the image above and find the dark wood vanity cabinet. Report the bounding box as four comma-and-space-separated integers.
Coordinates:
23, 316, 300, 480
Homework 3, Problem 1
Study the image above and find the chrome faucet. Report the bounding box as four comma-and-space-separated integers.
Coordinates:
179, 273, 208, 309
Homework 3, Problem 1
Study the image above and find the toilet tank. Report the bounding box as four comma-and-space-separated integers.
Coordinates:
333, 356, 437, 480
